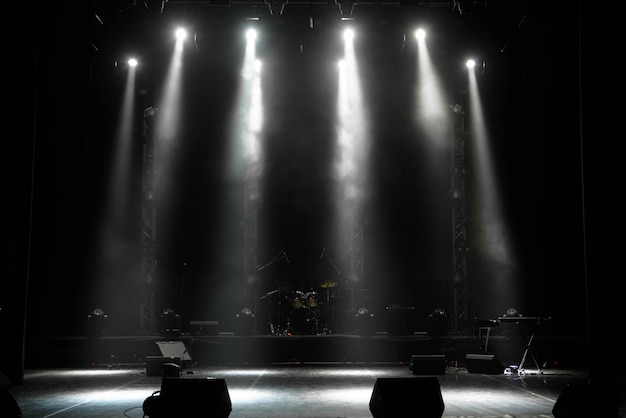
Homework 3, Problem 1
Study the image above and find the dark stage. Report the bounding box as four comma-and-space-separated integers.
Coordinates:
5, 1, 623, 417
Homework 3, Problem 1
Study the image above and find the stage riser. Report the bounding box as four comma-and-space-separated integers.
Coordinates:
24, 334, 589, 369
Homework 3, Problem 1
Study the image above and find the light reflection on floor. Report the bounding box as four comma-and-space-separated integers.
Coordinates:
7, 365, 600, 418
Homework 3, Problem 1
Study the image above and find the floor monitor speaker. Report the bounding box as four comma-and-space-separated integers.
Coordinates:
409, 354, 447, 375
465, 353, 504, 375
369, 377, 444, 418
143, 377, 231, 418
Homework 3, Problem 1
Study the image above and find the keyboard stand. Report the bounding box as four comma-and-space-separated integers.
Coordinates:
517, 323, 542, 374
497, 316, 550, 375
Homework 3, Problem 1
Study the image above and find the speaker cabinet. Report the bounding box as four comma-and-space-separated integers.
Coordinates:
409, 354, 447, 375
465, 354, 504, 375
552, 382, 621, 417
143, 377, 232, 418
0, 386, 21, 418
552, 383, 592, 417
369, 377, 444, 418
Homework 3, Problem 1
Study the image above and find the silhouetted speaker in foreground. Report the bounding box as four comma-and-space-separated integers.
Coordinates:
0, 386, 22, 418
143, 377, 231, 417
0, 371, 21, 418
553, 382, 620, 418
369, 377, 444, 417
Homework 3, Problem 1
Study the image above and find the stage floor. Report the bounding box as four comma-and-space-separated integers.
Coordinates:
6, 363, 622, 418
7, 331, 626, 418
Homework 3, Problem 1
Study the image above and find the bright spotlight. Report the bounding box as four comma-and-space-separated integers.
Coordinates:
343, 28, 354, 42
128, 58, 138, 67
175, 28, 187, 41
466, 59, 476, 68
414, 28, 426, 41
246, 28, 257, 41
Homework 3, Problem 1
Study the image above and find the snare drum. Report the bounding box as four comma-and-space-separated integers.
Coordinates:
305, 291, 318, 308
290, 291, 305, 309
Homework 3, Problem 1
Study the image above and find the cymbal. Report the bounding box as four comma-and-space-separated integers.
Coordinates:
319, 280, 338, 288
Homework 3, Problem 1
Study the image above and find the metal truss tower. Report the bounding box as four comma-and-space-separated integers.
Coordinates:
139, 106, 158, 335
351, 198, 364, 294
450, 104, 469, 333
342, 178, 367, 313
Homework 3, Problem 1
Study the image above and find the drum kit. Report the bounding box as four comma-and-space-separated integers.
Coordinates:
264, 279, 340, 335
256, 249, 344, 335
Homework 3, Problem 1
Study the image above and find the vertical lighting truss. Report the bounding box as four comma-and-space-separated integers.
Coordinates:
139, 106, 158, 335
243, 177, 258, 298
450, 104, 469, 333
138, 27, 185, 333
351, 195, 364, 290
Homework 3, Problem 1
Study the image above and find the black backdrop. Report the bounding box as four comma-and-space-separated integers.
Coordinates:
6, 0, 617, 384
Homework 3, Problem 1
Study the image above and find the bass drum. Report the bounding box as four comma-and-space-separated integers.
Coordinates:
305, 291, 318, 308
289, 291, 305, 309
288, 308, 318, 335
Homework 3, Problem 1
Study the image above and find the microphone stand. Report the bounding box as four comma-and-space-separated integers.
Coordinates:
257, 251, 290, 335
320, 249, 341, 333
257, 250, 289, 272
321, 249, 341, 280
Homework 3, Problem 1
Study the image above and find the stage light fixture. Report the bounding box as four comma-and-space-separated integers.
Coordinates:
114, 58, 138, 71
466, 59, 476, 69
354, 307, 375, 336
175, 28, 187, 41
235, 307, 256, 336
504, 307, 519, 317
160, 308, 182, 337
87, 308, 108, 338
450, 104, 464, 115
427, 308, 448, 337
144, 106, 157, 118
